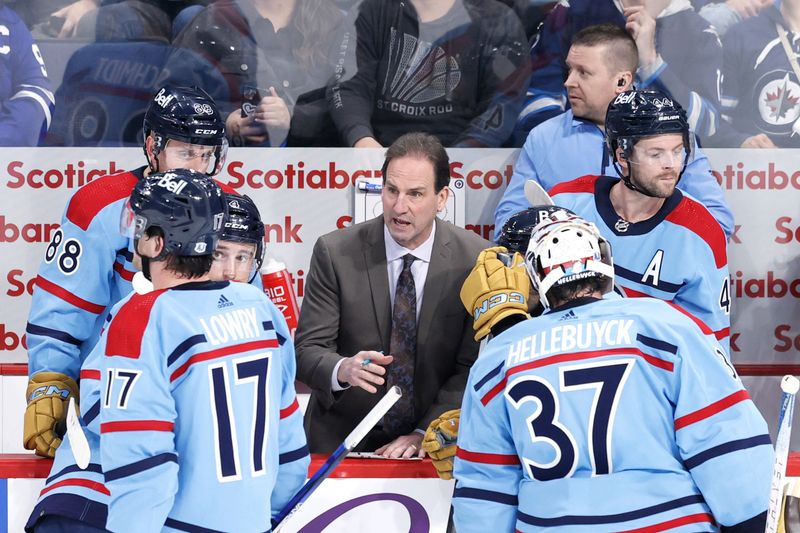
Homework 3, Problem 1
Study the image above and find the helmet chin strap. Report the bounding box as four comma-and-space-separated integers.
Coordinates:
135, 237, 168, 281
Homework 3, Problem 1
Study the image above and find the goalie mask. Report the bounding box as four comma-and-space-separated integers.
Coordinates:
498, 205, 576, 255
524, 210, 614, 310
143, 85, 228, 176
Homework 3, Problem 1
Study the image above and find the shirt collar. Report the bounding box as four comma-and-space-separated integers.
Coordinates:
383, 220, 437, 264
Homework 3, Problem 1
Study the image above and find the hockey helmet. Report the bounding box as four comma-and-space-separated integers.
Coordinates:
143, 85, 228, 176
498, 205, 576, 255
524, 209, 614, 310
220, 192, 265, 272
123, 169, 227, 258
605, 90, 691, 189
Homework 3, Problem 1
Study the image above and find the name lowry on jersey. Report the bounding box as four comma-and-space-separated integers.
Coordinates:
199, 307, 260, 345
506, 319, 634, 366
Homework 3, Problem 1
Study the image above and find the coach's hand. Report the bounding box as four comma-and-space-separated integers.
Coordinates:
337, 351, 393, 393
375, 432, 424, 459
422, 409, 460, 480
23, 372, 79, 458
461, 246, 530, 341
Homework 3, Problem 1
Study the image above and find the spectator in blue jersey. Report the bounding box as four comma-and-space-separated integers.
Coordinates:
549, 89, 732, 353
452, 208, 772, 532
516, 0, 722, 144
328, 0, 530, 148
79, 170, 308, 533
0, 4, 54, 146
710, 0, 800, 148
493, 25, 734, 239
165, 0, 345, 147
694, 0, 771, 36
24, 85, 231, 533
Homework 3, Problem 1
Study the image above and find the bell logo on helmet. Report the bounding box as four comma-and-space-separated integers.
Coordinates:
194, 243, 208, 253
156, 174, 188, 195
613, 92, 636, 105
154, 88, 175, 108
193, 103, 214, 115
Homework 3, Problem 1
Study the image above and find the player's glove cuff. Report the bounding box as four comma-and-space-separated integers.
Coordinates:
461, 247, 531, 341
23, 372, 79, 458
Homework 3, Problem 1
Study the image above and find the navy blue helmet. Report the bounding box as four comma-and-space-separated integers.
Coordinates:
497, 205, 575, 255
143, 85, 228, 175
221, 193, 265, 271
126, 169, 227, 258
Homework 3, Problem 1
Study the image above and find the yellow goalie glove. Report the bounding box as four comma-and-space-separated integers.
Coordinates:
422, 409, 460, 480
23, 372, 79, 458
460, 246, 530, 341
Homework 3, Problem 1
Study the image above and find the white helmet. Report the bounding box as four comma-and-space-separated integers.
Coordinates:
524, 210, 614, 310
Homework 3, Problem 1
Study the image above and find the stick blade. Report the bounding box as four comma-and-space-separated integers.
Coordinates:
66, 397, 90, 469
524, 180, 554, 206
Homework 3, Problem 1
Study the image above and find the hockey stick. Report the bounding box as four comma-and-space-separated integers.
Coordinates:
54, 397, 91, 469
766, 375, 799, 533
524, 179, 554, 206
271, 385, 402, 532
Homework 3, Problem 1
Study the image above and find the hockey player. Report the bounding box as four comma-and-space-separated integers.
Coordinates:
549, 89, 731, 353
210, 192, 266, 284
24, 85, 230, 531
423, 206, 568, 480
77, 169, 308, 532
453, 209, 773, 532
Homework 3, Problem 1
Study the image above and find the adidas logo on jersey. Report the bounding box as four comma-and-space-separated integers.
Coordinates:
559, 310, 577, 321
217, 295, 233, 308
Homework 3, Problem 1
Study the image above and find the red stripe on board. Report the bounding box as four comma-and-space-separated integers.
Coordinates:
101, 420, 174, 433
0, 363, 28, 376
80, 369, 100, 380
665, 198, 727, 269
456, 447, 520, 466
675, 390, 750, 430
113, 261, 135, 282
620, 513, 715, 533
481, 347, 673, 406
35, 276, 105, 314
170, 339, 279, 382
40, 478, 110, 496
280, 398, 300, 419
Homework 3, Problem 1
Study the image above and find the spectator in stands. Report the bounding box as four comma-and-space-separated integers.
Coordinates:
694, 0, 771, 36
29, 0, 172, 41
328, 0, 530, 148
166, 0, 345, 147
295, 132, 489, 456
0, 3, 54, 146
516, 0, 722, 145
494, 25, 733, 239
712, 0, 800, 148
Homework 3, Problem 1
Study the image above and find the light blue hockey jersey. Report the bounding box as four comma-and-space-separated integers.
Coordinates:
550, 174, 731, 353
453, 296, 772, 532
492, 110, 734, 240
80, 280, 308, 533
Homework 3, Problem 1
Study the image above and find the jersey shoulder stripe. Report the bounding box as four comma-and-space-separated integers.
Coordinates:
280, 398, 300, 419
35, 275, 105, 314
66, 171, 139, 231
548, 174, 599, 196
674, 389, 750, 430
665, 197, 727, 268
456, 447, 520, 465
169, 338, 279, 382
105, 289, 168, 358
683, 434, 772, 470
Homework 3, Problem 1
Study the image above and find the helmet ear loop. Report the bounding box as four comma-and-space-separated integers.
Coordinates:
145, 133, 166, 174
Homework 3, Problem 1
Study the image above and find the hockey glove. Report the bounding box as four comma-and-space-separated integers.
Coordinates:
422, 409, 460, 480
23, 372, 79, 458
460, 246, 530, 341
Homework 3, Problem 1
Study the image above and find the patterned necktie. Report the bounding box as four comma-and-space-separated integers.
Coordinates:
384, 253, 417, 435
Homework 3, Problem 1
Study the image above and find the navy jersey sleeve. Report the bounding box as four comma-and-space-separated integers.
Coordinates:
0, 7, 54, 146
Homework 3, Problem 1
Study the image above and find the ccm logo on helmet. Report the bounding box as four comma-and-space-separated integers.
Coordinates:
156, 174, 188, 194
195, 129, 218, 135
473, 292, 525, 321
154, 88, 175, 108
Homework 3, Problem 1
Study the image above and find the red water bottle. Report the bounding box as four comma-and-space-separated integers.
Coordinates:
261, 258, 300, 336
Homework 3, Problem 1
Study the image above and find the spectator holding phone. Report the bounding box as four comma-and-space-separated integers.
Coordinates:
167, 0, 345, 147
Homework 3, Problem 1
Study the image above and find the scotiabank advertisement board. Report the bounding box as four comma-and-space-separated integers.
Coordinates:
0, 147, 797, 369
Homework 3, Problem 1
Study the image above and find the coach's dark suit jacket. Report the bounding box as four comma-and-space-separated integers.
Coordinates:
295, 216, 490, 453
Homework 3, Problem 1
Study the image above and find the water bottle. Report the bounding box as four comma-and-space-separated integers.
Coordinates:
261, 257, 299, 336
